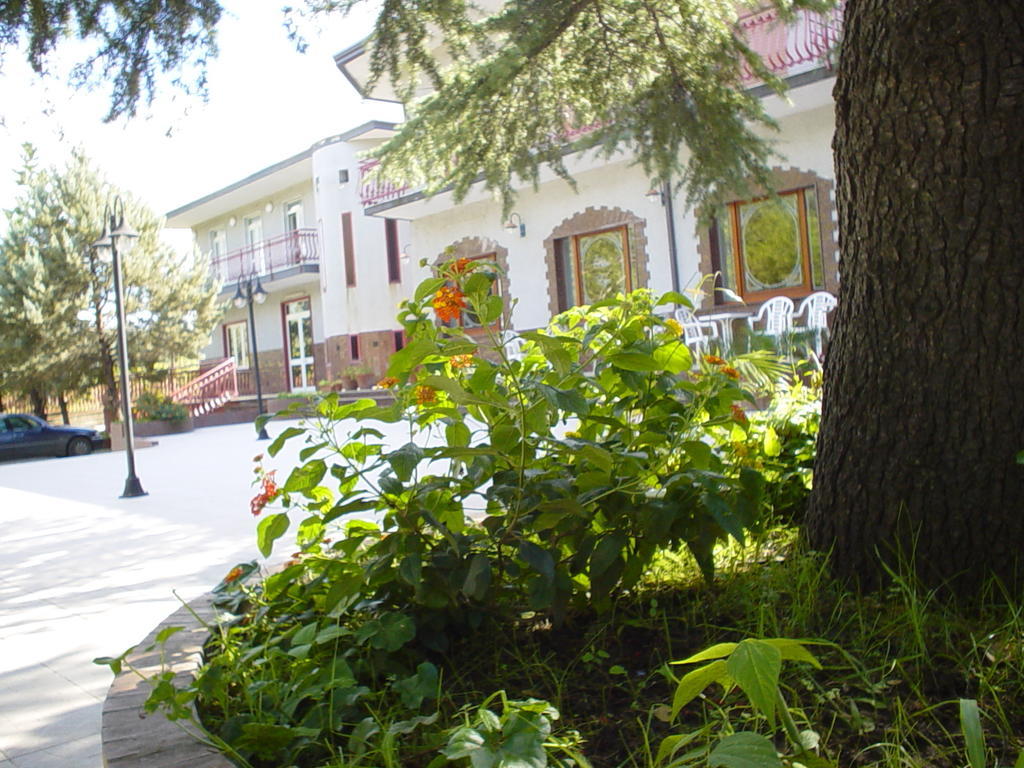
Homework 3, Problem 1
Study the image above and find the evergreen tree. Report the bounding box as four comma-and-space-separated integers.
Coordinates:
0, 146, 221, 429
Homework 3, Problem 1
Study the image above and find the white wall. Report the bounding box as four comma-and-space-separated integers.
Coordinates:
311, 139, 414, 341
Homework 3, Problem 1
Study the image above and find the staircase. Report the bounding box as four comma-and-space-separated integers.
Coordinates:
168, 358, 239, 417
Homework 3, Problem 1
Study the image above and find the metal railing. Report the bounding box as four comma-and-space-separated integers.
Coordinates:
737, 3, 844, 83
210, 229, 320, 284
168, 357, 239, 417
359, 159, 411, 208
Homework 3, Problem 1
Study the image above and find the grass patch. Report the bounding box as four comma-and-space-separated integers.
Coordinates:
191, 530, 1022, 767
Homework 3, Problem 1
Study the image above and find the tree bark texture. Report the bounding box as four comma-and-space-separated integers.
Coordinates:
806, 0, 1024, 592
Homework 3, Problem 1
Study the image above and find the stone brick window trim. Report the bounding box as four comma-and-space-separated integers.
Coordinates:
543, 207, 651, 318
434, 237, 512, 330
697, 167, 839, 308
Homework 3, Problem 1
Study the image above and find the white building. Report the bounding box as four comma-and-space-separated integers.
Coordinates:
166, 122, 414, 400
167, 5, 842, 411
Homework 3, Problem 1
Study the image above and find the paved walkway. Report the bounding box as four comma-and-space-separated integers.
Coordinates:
0, 417, 400, 768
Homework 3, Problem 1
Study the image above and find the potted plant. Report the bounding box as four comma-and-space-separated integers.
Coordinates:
340, 364, 363, 390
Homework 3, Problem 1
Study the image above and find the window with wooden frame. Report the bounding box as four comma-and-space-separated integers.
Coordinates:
713, 187, 825, 302
224, 321, 250, 369
553, 225, 632, 312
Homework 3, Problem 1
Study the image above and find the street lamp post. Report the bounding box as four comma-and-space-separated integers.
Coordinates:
233, 272, 270, 440
91, 197, 147, 498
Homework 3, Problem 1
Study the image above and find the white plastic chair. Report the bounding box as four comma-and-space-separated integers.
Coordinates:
673, 308, 719, 356
746, 296, 795, 350
795, 291, 837, 355
501, 331, 526, 361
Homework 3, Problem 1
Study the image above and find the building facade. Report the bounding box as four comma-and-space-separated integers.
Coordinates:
168, 5, 843, 401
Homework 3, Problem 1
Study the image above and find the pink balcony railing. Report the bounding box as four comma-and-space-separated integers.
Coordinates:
360, 159, 411, 208
211, 229, 320, 284
738, 3, 844, 83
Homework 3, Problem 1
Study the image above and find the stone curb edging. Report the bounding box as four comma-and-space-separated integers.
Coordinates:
101, 594, 234, 768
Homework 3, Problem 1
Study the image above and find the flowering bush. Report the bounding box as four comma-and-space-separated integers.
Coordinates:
253, 261, 770, 631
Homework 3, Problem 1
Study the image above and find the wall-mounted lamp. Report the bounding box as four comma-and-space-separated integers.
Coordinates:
399, 243, 412, 263
264, 202, 274, 214
503, 212, 526, 237
645, 187, 665, 205
228, 216, 237, 227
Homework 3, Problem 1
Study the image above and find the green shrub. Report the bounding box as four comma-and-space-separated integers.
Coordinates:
133, 391, 188, 422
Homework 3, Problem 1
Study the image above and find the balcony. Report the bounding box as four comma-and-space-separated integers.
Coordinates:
211, 229, 320, 286
737, 4, 843, 84
359, 159, 411, 208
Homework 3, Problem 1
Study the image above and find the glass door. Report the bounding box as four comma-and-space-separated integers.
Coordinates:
244, 216, 264, 274
284, 298, 315, 392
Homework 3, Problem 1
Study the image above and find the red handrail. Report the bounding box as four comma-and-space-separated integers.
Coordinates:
169, 357, 238, 417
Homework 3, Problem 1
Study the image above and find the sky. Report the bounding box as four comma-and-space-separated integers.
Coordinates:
0, 0, 402, 246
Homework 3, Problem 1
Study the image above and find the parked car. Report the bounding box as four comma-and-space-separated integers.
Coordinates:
0, 413, 105, 460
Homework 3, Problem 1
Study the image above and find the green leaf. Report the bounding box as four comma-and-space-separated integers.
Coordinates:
285, 459, 327, 494
446, 420, 471, 447
590, 534, 626, 576
267, 426, 305, 457
386, 442, 424, 482
674, 642, 739, 665
760, 638, 823, 668
394, 662, 439, 709
654, 340, 692, 374
763, 427, 782, 457
463, 554, 492, 600
538, 384, 590, 416
398, 554, 423, 586
256, 513, 290, 557
371, 612, 416, 652
579, 444, 613, 473
959, 699, 986, 768
415, 276, 448, 302
656, 291, 693, 308
154, 626, 184, 645
727, 640, 782, 726
387, 338, 437, 378
708, 733, 783, 768
671, 659, 728, 719
608, 351, 660, 371
518, 541, 555, 579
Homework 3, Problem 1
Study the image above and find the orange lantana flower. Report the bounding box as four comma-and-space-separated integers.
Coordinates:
451, 257, 473, 275
223, 565, 245, 584
450, 354, 475, 369
414, 385, 437, 405
376, 376, 400, 389
433, 285, 467, 323
720, 366, 740, 380
704, 354, 727, 366
250, 471, 279, 516
730, 404, 748, 423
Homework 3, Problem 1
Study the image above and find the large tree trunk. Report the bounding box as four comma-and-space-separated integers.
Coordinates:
806, 0, 1024, 592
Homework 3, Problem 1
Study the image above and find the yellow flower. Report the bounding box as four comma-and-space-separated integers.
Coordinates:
663, 317, 683, 336
450, 354, 475, 369
376, 376, 400, 389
